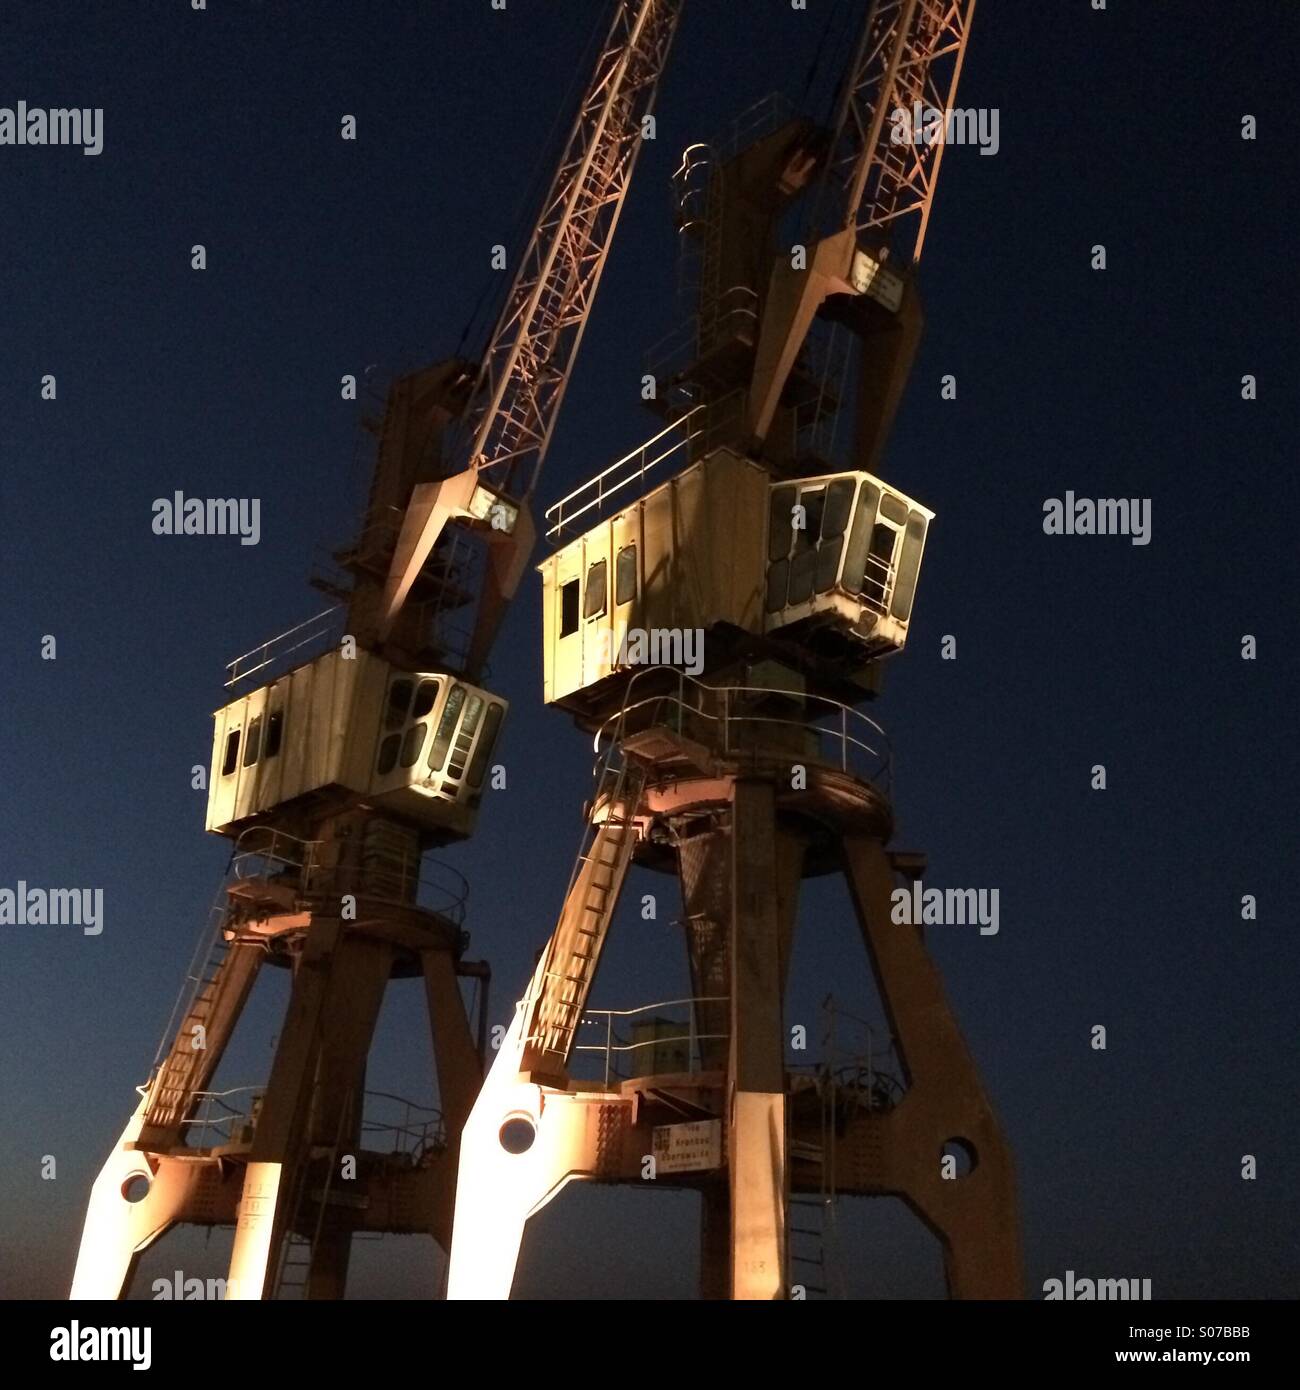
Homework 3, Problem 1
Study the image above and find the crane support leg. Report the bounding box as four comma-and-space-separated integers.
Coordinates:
69, 1090, 198, 1299
421, 947, 483, 1247
226, 923, 392, 1299
728, 780, 790, 1299
446, 972, 625, 1300
842, 835, 1023, 1298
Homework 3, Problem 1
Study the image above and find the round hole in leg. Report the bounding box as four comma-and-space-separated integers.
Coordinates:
941, 1138, 977, 1180
121, 1173, 152, 1203
498, 1114, 537, 1156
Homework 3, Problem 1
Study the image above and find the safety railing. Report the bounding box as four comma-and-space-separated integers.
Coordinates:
787, 997, 905, 1118
714, 91, 795, 164
544, 389, 745, 542
573, 996, 729, 1086
229, 825, 470, 925
859, 548, 898, 615
224, 605, 345, 691
592, 667, 892, 796
671, 141, 713, 236
180, 1085, 263, 1150
643, 285, 760, 389
181, 1085, 446, 1160
359, 1090, 447, 1163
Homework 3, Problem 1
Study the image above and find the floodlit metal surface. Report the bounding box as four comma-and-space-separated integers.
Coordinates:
378, 0, 685, 664
450, 0, 1019, 1303
205, 650, 507, 845
538, 449, 932, 709
72, 0, 684, 1302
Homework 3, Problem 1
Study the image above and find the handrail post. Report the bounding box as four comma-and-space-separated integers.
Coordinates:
604, 1013, 613, 1088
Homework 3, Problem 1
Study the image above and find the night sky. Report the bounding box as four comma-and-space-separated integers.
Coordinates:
2, 0, 1297, 1301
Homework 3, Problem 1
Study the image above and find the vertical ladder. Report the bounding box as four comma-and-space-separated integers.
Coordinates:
788, 1194, 833, 1299
272, 1103, 351, 1301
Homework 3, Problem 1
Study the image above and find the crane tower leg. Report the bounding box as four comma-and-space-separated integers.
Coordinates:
842, 836, 1024, 1298
226, 923, 393, 1299
69, 1089, 194, 1300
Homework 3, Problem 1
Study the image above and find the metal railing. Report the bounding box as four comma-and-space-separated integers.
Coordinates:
592, 667, 892, 795
181, 1085, 446, 1161
573, 995, 729, 1086
230, 825, 470, 925
359, 1090, 447, 1162
544, 389, 745, 542
642, 285, 759, 385
224, 606, 345, 691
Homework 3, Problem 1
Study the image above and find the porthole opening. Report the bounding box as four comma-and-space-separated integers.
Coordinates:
121, 1173, 151, 1204
499, 1114, 537, 1155
941, 1137, 978, 1179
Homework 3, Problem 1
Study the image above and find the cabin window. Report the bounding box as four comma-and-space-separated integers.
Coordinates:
583, 559, 607, 619
844, 482, 880, 594
467, 702, 505, 789
243, 715, 263, 767
411, 679, 439, 720
265, 709, 283, 759
769, 477, 893, 612
815, 479, 856, 593
448, 696, 484, 781
560, 579, 580, 637
615, 545, 637, 605
795, 487, 824, 553
376, 733, 401, 776
880, 492, 910, 525
890, 512, 927, 622
765, 557, 789, 612
400, 722, 428, 769
221, 729, 241, 777
822, 478, 855, 540
769, 485, 796, 561
429, 684, 467, 773
385, 679, 413, 731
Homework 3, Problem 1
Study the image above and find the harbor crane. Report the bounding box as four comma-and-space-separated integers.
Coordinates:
70, 0, 684, 1301
448, 0, 1022, 1301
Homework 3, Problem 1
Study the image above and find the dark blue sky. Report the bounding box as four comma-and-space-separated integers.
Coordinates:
1, 0, 1296, 1300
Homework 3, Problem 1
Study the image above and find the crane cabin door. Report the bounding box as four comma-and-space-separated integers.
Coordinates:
859, 490, 913, 615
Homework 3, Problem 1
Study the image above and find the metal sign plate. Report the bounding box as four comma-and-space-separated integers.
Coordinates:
652, 1119, 723, 1173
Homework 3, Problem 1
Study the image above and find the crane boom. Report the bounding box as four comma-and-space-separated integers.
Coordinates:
746, 0, 976, 445
818, 0, 975, 263
379, 0, 684, 672
460, 0, 683, 502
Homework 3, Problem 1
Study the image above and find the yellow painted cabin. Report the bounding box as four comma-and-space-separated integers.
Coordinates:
206, 648, 506, 844
539, 448, 934, 712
